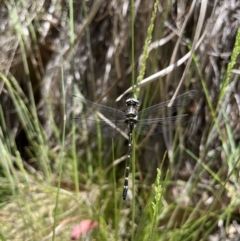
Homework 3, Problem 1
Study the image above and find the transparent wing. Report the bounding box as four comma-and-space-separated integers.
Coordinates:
73, 91, 196, 137
73, 95, 126, 120
138, 90, 197, 120
135, 115, 192, 135
73, 96, 128, 137
75, 117, 128, 138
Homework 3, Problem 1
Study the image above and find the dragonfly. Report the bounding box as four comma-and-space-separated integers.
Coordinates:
74, 90, 196, 200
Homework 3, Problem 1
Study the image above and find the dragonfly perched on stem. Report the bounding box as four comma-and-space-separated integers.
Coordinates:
73, 90, 197, 200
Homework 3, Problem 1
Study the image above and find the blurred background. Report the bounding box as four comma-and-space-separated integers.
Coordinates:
0, 0, 240, 240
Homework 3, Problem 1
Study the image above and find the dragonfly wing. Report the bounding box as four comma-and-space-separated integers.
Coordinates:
138, 90, 197, 120
135, 115, 192, 135
75, 117, 128, 138
73, 95, 126, 120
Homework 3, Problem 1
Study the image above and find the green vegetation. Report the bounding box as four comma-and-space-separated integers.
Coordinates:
0, 1, 240, 240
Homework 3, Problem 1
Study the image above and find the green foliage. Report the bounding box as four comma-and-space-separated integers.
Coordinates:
136, 0, 159, 97
149, 168, 164, 241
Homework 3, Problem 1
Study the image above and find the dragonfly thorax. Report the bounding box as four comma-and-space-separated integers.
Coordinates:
125, 97, 139, 124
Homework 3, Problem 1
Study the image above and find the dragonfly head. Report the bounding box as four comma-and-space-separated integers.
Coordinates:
125, 96, 140, 107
